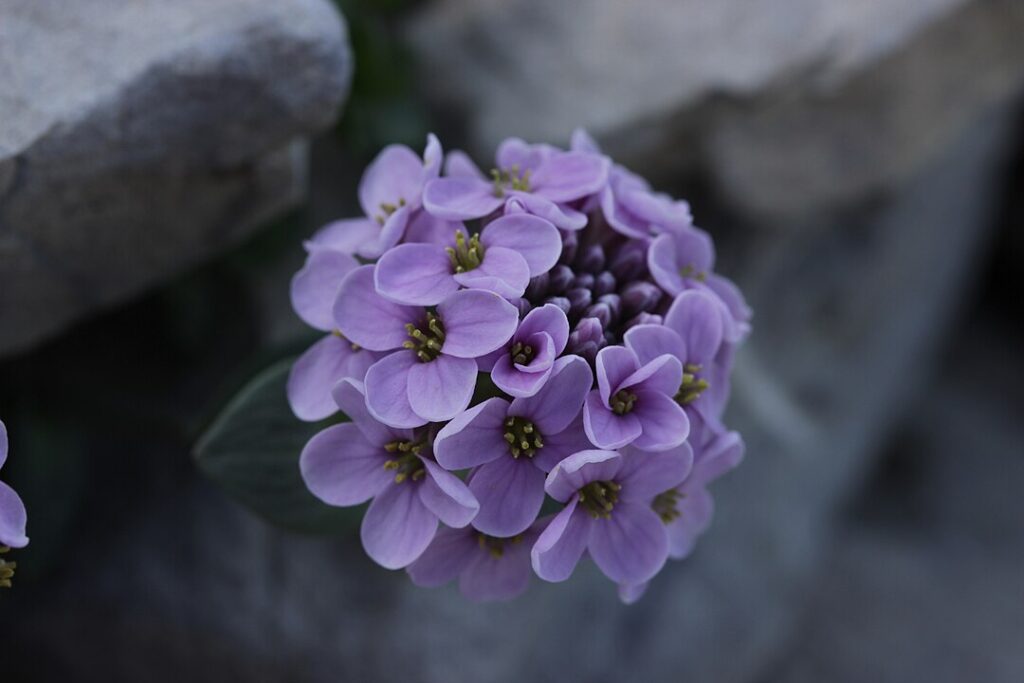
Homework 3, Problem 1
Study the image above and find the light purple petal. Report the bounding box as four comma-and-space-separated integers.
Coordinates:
403, 209, 460, 246
364, 351, 427, 429
0, 420, 6, 469
664, 290, 725, 365
459, 540, 533, 602
374, 243, 458, 306
480, 214, 562, 275
407, 354, 477, 422
595, 345, 640, 407
334, 265, 417, 351
570, 128, 602, 154
306, 218, 377, 255
445, 150, 487, 179
705, 273, 752, 343
544, 449, 623, 502
532, 152, 609, 203
359, 144, 426, 219
583, 391, 642, 450
300, 423, 392, 506
453, 246, 530, 299
617, 443, 694, 502
668, 487, 714, 559
504, 193, 588, 231
330, 378, 404, 446
531, 499, 591, 582
407, 527, 476, 588
423, 133, 443, 178
288, 335, 357, 422
490, 353, 553, 399
631, 391, 690, 452
647, 233, 684, 295
624, 325, 687, 366
433, 397, 510, 470
517, 304, 570, 353
531, 415, 594, 472
361, 483, 438, 569
674, 227, 716, 273
518, 332, 557, 372
0, 481, 28, 549
291, 249, 360, 331
419, 459, 479, 528
512, 355, 593, 435
423, 177, 503, 221
620, 354, 683, 396
692, 431, 745, 487
469, 456, 546, 537
618, 581, 649, 605
588, 502, 668, 584
496, 137, 558, 173
437, 290, 519, 358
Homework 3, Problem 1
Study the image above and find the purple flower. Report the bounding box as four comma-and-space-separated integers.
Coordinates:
571, 129, 692, 239
480, 304, 570, 398
434, 356, 594, 537
531, 447, 692, 584
300, 380, 478, 569
374, 214, 562, 305
654, 430, 744, 560
624, 289, 731, 435
287, 248, 380, 421
422, 139, 609, 231
335, 265, 519, 427
407, 518, 546, 602
647, 227, 752, 342
582, 346, 690, 451
0, 421, 29, 557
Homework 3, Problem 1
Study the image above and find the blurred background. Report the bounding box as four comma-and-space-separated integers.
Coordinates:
1, 0, 1023, 681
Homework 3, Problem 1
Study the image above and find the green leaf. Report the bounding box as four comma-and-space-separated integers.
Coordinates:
193, 358, 361, 535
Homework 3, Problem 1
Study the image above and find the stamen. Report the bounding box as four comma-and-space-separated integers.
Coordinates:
404, 312, 446, 363
0, 547, 16, 588
675, 364, 710, 405
509, 341, 536, 366
375, 197, 407, 225
578, 480, 622, 519
490, 164, 531, 197
679, 264, 708, 282
382, 440, 427, 483
610, 389, 638, 415
445, 230, 486, 273
476, 533, 524, 558
503, 416, 543, 459
652, 488, 685, 523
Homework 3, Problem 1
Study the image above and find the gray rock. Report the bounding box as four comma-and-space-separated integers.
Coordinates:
0, 0, 352, 356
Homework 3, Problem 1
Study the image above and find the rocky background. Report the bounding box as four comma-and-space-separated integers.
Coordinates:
1, 0, 1023, 681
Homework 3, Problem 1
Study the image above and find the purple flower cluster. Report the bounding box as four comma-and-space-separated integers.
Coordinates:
289, 131, 750, 602
0, 421, 29, 588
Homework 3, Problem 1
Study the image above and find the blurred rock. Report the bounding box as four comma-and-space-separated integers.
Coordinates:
0, 0, 352, 356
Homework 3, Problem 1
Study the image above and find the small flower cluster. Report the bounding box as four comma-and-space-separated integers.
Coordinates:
0, 421, 29, 588
289, 131, 750, 601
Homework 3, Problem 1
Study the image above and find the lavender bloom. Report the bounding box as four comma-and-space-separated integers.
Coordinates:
407, 518, 546, 602
287, 248, 379, 421
434, 356, 594, 537
374, 214, 562, 305
335, 265, 519, 427
583, 346, 690, 451
301, 380, 478, 569
571, 129, 692, 238
647, 227, 752, 342
532, 447, 692, 584
0, 422, 28, 588
423, 139, 609, 231
481, 304, 571, 398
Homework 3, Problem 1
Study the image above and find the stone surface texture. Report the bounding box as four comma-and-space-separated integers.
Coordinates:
0, 0, 352, 355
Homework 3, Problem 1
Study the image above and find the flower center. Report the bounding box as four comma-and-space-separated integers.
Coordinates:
652, 488, 684, 523
445, 230, 485, 272
383, 440, 427, 483
503, 416, 543, 458
0, 547, 17, 588
332, 329, 361, 351
375, 197, 407, 225
402, 312, 446, 363
509, 341, 535, 366
490, 165, 531, 197
477, 532, 524, 558
578, 480, 622, 519
679, 264, 707, 282
611, 389, 638, 415
675, 363, 709, 405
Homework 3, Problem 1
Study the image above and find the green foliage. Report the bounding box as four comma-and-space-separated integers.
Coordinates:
193, 358, 362, 535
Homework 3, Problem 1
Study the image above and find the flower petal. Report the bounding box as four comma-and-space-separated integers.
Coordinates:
531, 415, 594, 472
544, 448, 622, 502
624, 324, 687, 366
618, 581, 649, 605
667, 488, 714, 559
490, 353, 553, 398
334, 265, 417, 351
647, 233, 684, 295
306, 218, 377, 255
618, 443, 693, 502
480, 214, 562, 275
406, 527, 476, 588
692, 430, 745, 486
664, 290, 725, 365
459, 535, 534, 601
445, 150, 487, 179
433, 397, 510, 470
453, 246, 530, 299
374, 243, 459, 306
531, 498, 591, 582
469, 456, 546, 537
291, 249, 360, 331
437, 290, 519, 358
360, 483, 438, 569
287, 335, 358, 422
299, 423, 391, 506
512, 355, 593, 435
423, 177, 503, 221
516, 304, 570, 354
583, 391, 642, 450
330, 378, 404, 446
0, 480, 28, 549
595, 345, 640, 406
419, 459, 479, 528
705, 273, 752, 343
620, 353, 683, 396
588, 502, 668, 584
0, 419, 8, 469
407, 354, 477, 422
364, 351, 427, 429
531, 152, 609, 203
359, 144, 427, 218
631, 391, 690, 452
505, 193, 588, 230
